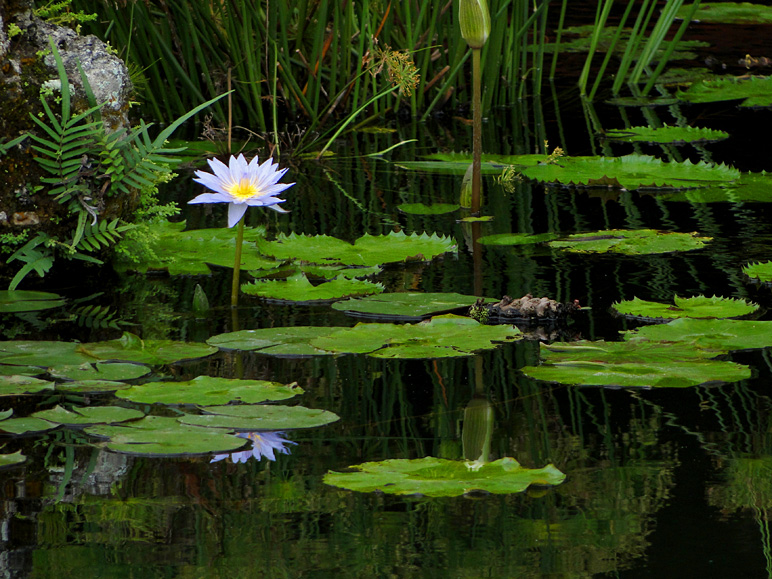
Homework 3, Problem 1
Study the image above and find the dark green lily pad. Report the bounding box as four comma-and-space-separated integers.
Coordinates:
323, 457, 566, 497
0, 376, 55, 396
311, 314, 521, 358
601, 125, 729, 144
0, 365, 42, 377
55, 380, 133, 393
548, 229, 710, 254
521, 340, 750, 387
256, 231, 456, 267
743, 261, 772, 282
477, 232, 561, 246
32, 405, 144, 426
116, 376, 301, 406
48, 362, 151, 381
612, 295, 758, 321
86, 416, 247, 457
458, 215, 495, 223
297, 264, 382, 280
677, 2, 772, 24
677, 75, 772, 108
397, 153, 548, 175
0, 290, 65, 313
241, 272, 384, 303
207, 326, 337, 357
625, 318, 772, 352
116, 220, 277, 275
522, 154, 740, 190
331, 292, 494, 321
179, 404, 339, 430
0, 417, 59, 435
0, 451, 25, 468
0, 410, 12, 421
397, 203, 460, 215
606, 96, 681, 107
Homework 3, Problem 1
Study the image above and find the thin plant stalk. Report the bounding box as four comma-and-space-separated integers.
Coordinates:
471, 46, 482, 215
231, 218, 245, 307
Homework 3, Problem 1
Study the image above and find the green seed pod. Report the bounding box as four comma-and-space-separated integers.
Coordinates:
459, 0, 491, 49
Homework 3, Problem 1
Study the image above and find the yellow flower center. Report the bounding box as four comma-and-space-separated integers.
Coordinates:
226, 177, 259, 201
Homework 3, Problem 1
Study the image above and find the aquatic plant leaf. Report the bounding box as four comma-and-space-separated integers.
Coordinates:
663, 172, 772, 203
538, 25, 707, 57
522, 154, 739, 189
86, 416, 246, 456
677, 76, 772, 107
743, 261, 772, 282
602, 125, 729, 144
397, 152, 548, 174
0, 341, 88, 368
55, 380, 133, 393
324, 457, 565, 496
48, 362, 151, 381
32, 405, 144, 426
0, 451, 25, 468
0, 290, 65, 313
548, 229, 711, 254
0, 417, 58, 435
477, 232, 561, 246
0, 376, 55, 396
241, 272, 384, 303
207, 326, 337, 356
84, 333, 218, 364
521, 341, 750, 387
677, 2, 772, 24
116, 376, 301, 405
0, 365, 42, 377
117, 220, 276, 275
332, 292, 494, 320
397, 203, 460, 215
297, 265, 382, 280
0, 410, 11, 421
612, 295, 758, 321
625, 318, 772, 352
179, 405, 340, 430
256, 231, 456, 267
311, 314, 521, 358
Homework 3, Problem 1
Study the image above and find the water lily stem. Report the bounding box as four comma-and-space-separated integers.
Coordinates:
472, 47, 482, 215
231, 217, 245, 307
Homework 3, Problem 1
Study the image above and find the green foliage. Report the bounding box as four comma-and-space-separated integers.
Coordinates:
677, 75, 772, 107
677, 2, 772, 23
34, 0, 97, 28
612, 296, 759, 321
547, 229, 711, 255
241, 272, 384, 303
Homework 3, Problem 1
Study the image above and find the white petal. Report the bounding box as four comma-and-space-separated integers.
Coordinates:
227, 203, 248, 228
188, 192, 229, 204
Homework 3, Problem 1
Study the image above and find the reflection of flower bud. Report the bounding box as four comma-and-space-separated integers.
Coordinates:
459, 0, 491, 49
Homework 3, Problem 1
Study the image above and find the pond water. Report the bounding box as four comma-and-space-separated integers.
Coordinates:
5, 34, 772, 579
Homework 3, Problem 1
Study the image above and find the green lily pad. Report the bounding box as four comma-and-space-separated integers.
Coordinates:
548, 229, 711, 255
522, 154, 740, 189
677, 75, 772, 108
0, 410, 12, 421
0, 376, 55, 396
256, 231, 456, 267
477, 232, 561, 246
86, 416, 247, 457
0, 451, 25, 468
612, 295, 758, 321
207, 326, 337, 357
48, 362, 151, 381
324, 457, 566, 497
0, 365, 42, 377
332, 292, 494, 320
601, 125, 729, 144
458, 215, 495, 223
677, 2, 772, 24
55, 380, 133, 393
0, 417, 59, 435
521, 340, 750, 387
397, 203, 460, 215
743, 261, 772, 282
116, 220, 277, 275
0, 290, 65, 313
397, 153, 548, 174
662, 172, 772, 203
116, 376, 301, 406
311, 314, 521, 358
625, 318, 772, 352
606, 96, 681, 107
296, 264, 382, 280
241, 272, 384, 303
32, 405, 145, 426
179, 404, 339, 430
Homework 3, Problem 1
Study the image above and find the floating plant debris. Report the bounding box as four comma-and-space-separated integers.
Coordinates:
470, 294, 581, 324
241, 271, 384, 303
612, 295, 758, 321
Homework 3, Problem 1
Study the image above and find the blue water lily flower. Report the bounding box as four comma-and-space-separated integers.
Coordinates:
211, 431, 297, 464
189, 154, 295, 227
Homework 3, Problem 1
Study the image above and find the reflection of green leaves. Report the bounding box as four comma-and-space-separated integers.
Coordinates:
397, 203, 460, 215
0, 290, 65, 313
522, 154, 740, 189
179, 405, 340, 430
478, 232, 560, 246
0, 450, 25, 468
256, 231, 456, 267
241, 272, 384, 303
677, 2, 772, 24
116, 376, 302, 405
324, 457, 566, 496
0, 376, 55, 396
602, 125, 729, 144
677, 76, 772, 108
612, 295, 758, 320
743, 261, 772, 282
397, 152, 547, 174
208, 327, 336, 357
663, 172, 772, 203
332, 292, 492, 320
32, 405, 144, 426
625, 318, 772, 351
548, 229, 710, 255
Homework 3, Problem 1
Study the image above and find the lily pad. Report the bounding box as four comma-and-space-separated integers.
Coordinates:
179, 404, 340, 430
601, 125, 729, 144
677, 76, 772, 108
612, 296, 758, 321
256, 231, 456, 267
296, 264, 382, 280
331, 292, 494, 320
241, 272, 384, 303
32, 405, 145, 426
0, 290, 65, 313
677, 2, 772, 24
323, 457, 566, 497
116, 376, 302, 406
477, 232, 561, 246
397, 203, 460, 215
207, 326, 337, 357
743, 261, 772, 283
48, 362, 151, 381
397, 152, 548, 174
0, 417, 59, 435
0, 376, 55, 396
522, 154, 740, 190
624, 318, 772, 352
55, 380, 133, 393
0, 451, 25, 468
548, 229, 710, 255
663, 172, 772, 203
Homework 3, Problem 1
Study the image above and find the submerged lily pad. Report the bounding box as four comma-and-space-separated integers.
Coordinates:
324, 457, 566, 497
48, 362, 151, 381
207, 326, 337, 357
677, 2, 772, 24
332, 292, 493, 320
0, 451, 25, 468
522, 154, 740, 190
477, 232, 561, 246
625, 318, 772, 352
601, 125, 729, 144
0, 417, 59, 435
397, 203, 460, 215
0, 290, 65, 313
612, 295, 758, 320
32, 405, 144, 426
116, 376, 301, 406
397, 153, 548, 174
241, 272, 384, 303
743, 261, 772, 283
256, 231, 456, 267
0, 376, 54, 396
179, 404, 339, 430
548, 229, 710, 254
677, 76, 772, 108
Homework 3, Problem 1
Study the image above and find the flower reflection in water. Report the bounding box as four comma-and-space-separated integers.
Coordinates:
211, 431, 297, 463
